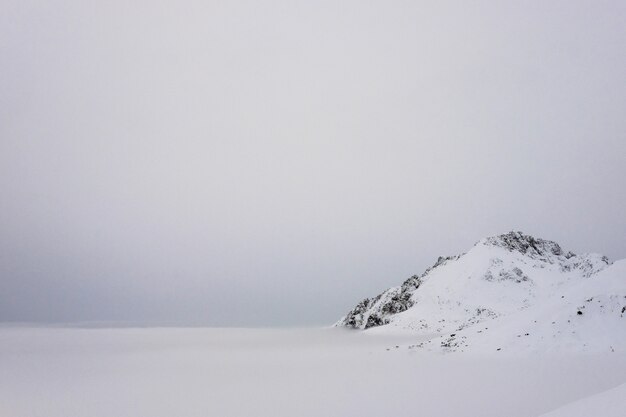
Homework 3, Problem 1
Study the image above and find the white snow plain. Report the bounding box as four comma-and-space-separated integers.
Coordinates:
1, 326, 625, 417
537, 382, 626, 417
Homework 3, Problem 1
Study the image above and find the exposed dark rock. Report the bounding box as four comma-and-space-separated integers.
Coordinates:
484, 231, 566, 258
340, 296, 380, 329
365, 314, 387, 329
498, 267, 530, 283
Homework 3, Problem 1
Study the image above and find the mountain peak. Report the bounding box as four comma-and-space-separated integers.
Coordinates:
336, 232, 620, 353
480, 231, 573, 259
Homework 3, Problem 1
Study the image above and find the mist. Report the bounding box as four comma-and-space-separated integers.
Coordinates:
1, 0, 625, 325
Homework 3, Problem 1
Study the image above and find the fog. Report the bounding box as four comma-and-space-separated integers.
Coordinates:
1, 327, 625, 417
1, 0, 625, 325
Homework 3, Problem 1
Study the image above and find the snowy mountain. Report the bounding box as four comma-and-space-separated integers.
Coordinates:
336, 231, 625, 353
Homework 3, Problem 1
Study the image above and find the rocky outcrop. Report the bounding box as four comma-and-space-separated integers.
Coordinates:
336, 255, 460, 329
483, 231, 570, 259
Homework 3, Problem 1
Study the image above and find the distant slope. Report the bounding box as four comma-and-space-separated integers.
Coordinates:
336, 231, 625, 353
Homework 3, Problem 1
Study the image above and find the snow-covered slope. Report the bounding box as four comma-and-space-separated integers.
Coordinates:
336, 231, 625, 353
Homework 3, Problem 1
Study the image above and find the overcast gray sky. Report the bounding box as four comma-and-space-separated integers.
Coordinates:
1, 0, 625, 326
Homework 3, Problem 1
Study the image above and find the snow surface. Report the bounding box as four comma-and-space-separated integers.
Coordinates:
1, 326, 625, 417
537, 383, 626, 417
337, 232, 625, 354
